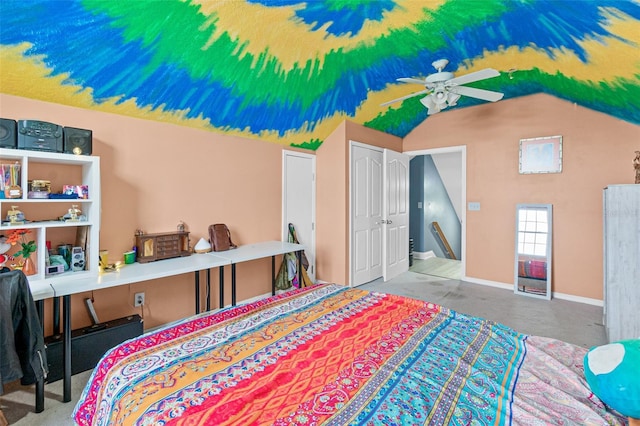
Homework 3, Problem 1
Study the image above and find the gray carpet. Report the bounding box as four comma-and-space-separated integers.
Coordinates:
359, 271, 606, 348
1, 271, 606, 425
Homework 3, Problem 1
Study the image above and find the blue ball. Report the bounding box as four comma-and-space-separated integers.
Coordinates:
584, 339, 640, 419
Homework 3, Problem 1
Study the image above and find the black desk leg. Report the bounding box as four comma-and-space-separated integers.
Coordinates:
271, 255, 276, 296
63, 295, 71, 403
53, 296, 60, 335
219, 266, 224, 309
206, 269, 211, 312
195, 271, 200, 315
231, 264, 236, 306
35, 300, 44, 413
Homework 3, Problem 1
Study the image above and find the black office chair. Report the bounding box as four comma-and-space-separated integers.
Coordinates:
0, 269, 47, 413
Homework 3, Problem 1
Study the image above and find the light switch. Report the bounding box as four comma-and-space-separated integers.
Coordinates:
468, 202, 481, 211
418, 201, 423, 209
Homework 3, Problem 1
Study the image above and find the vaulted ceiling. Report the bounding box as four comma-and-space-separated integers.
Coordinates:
1, 0, 639, 150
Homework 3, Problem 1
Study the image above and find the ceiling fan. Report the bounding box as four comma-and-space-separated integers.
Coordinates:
381, 59, 504, 115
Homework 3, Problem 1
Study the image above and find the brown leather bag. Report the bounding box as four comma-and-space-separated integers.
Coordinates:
209, 224, 237, 251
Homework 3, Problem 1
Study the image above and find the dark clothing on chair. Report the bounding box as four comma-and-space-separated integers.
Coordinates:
0, 270, 48, 394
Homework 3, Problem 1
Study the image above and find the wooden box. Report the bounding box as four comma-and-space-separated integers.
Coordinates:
135, 231, 191, 263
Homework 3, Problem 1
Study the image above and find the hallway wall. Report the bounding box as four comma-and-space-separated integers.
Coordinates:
410, 155, 461, 259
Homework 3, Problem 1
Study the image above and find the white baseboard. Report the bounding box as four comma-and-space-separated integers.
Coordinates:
462, 276, 603, 307
414, 250, 436, 260
551, 292, 603, 307
462, 276, 513, 291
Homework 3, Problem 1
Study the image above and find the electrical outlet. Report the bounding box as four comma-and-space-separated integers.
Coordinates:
134, 292, 145, 307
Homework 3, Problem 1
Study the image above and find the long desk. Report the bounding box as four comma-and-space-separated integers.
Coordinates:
207, 241, 304, 307
28, 240, 304, 407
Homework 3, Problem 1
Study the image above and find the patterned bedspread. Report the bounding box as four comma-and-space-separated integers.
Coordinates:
73, 284, 624, 425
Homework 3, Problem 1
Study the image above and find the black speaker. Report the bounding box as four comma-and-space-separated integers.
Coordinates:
63, 126, 92, 155
0, 118, 17, 148
44, 314, 143, 383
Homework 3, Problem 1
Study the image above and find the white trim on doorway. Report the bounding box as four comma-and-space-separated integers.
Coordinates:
404, 145, 467, 279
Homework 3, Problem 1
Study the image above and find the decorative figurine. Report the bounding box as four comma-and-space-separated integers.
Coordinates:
62, 204, 84, 222
634, 150, 640, 184
177, 221, 186, 232
7, 205, 25, 225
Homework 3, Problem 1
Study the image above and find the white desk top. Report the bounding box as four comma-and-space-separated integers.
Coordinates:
207, 240, 304, 263
30, 280, 56, 301
30, 241, 303, 299
50, 253, 230, 297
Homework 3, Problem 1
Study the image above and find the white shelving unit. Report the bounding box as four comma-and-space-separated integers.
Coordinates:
1, 148, 100, 287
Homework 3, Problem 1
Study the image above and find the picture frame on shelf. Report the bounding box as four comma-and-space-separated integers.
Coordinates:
519, 135, 563, 174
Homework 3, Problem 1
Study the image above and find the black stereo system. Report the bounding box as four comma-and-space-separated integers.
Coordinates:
0, 118, 92, 155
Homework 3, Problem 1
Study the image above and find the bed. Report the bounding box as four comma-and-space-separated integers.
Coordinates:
73, 283, 624, 425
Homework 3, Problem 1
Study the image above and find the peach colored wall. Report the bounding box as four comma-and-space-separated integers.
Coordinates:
404, 93, 640, 300
3, 90, 637, 336
315, 122, 348, 284
315, 120, 402, 285
1, 93, 312, 333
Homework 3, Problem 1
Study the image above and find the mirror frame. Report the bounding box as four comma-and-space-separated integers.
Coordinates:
514, 203, 552, 300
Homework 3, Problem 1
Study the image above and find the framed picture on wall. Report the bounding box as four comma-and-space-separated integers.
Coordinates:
519, 135, 563, 174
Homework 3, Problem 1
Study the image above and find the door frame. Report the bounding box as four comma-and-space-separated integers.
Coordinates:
404, 145, 467, 278
282, 149, 316, 282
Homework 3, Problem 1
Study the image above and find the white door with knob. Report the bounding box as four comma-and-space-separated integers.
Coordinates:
383, 148, 409, 281
350, 142, 409, 286
351, 143, 383, 286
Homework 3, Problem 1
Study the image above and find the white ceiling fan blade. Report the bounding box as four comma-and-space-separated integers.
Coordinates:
450, 86, 504, 102
397, 77, 428, 85
446, 68, 500, 86
381, 89, 430, 106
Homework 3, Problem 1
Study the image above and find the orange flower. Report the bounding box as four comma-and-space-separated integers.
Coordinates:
7, 229, 36, 259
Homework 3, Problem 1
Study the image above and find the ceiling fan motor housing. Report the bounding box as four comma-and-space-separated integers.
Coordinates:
425, 72, 454, 84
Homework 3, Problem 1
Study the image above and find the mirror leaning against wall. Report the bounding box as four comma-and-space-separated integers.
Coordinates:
514, 204, 552, 300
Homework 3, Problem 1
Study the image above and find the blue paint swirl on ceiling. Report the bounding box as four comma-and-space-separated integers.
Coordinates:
0, 0, 638, 147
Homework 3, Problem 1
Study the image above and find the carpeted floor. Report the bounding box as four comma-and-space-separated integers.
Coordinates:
1, 270, 606, 425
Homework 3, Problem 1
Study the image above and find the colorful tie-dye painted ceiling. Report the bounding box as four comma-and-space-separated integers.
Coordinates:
1, 0, 639, 150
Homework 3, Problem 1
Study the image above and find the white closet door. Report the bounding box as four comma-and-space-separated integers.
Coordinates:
351, 144, 383, 286
383, 148, 409, 281
283, 150, 316, 281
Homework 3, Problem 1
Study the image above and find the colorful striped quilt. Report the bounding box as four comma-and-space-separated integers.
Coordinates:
73, 284, 624, 425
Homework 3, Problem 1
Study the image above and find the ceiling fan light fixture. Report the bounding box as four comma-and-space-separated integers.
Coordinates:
434, 89, 448, 105
420, 95, 441, 115
447, 92, 461, 107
